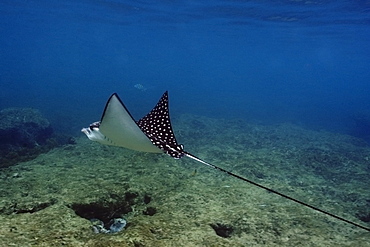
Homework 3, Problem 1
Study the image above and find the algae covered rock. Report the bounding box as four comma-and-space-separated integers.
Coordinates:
0, 107, 53, 149
0, 107, 54, 168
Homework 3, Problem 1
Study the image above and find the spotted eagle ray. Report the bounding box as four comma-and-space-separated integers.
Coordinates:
82, 91, 370, 232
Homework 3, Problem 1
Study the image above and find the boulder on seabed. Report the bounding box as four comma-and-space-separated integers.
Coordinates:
0, 107, 53, 150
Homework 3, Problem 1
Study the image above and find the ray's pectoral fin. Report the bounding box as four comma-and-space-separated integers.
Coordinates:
81, 93, 162, 153
136, 91, 185, 158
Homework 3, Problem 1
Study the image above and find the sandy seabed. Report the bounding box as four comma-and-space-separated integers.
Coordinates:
0, 114, 369, 247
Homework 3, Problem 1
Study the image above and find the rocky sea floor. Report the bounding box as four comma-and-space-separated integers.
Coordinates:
0, 114, 369, 246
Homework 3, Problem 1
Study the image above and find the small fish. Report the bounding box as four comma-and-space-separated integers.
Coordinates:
134, 83, 147, 91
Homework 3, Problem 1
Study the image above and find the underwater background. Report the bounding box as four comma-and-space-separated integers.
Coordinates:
1, 1, 370, 246
1, 0, 370, 138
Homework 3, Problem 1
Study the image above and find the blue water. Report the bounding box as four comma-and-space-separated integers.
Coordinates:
1, 1, 369, 138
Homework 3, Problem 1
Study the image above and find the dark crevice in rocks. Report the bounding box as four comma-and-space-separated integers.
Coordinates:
210, 223, 234, 238
143, 206, 157, 216
0, 198, 57, 215
70, 191, 153, 226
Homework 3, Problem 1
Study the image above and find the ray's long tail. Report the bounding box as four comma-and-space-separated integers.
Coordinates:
184, 152, 370, 232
